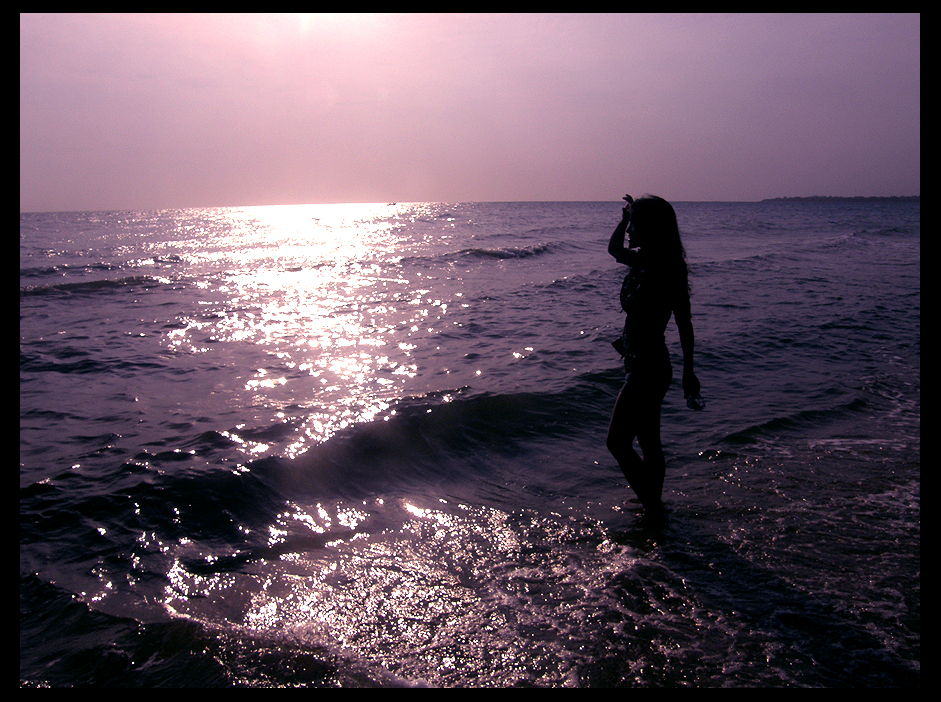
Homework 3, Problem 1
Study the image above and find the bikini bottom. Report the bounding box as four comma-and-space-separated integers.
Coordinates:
621, 353, 672, 408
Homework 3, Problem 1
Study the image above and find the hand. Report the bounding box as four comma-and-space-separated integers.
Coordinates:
621, 194, 633, 220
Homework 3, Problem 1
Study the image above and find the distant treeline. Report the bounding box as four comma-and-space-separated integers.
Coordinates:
761, 195, 919, 203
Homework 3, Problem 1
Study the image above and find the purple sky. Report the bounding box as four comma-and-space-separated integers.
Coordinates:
20, 13, 920, 212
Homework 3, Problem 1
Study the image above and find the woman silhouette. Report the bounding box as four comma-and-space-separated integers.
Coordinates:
607, 194, 701, 510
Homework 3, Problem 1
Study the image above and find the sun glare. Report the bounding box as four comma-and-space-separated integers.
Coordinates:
164, 202, 422, 455
295, 12, 386, 37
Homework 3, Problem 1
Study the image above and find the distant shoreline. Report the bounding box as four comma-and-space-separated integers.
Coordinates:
760, 195, 919, 203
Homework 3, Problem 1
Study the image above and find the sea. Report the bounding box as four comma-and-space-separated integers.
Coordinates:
20, 199, 919, 687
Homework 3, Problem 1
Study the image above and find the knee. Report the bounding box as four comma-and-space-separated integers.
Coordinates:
606, 428, 630, 456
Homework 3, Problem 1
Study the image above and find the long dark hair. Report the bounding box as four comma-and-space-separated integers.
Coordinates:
630, 195, 689, 287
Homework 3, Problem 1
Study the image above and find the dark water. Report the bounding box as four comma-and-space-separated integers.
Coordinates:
20, 200, 919, 687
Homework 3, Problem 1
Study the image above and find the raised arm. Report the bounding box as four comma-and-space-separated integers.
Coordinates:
608, 195, 634, 263
608, 214, 630, 261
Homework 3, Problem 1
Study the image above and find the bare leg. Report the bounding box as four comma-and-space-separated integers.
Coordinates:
607, 389, 662, 508
636, 414, 665, 506
606, 363, 670, 509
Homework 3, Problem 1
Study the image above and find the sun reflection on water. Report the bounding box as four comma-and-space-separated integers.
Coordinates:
162, 203, 438, 454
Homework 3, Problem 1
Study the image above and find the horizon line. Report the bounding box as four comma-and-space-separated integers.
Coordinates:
20, 194, 921, 216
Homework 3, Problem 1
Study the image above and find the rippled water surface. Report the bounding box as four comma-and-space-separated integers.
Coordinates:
21, 200, 919, 686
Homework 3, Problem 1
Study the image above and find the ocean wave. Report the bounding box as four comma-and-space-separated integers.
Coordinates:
254, 387, 599, 502
20, 347, 168, 376
456, 242, 556, 260
20, 275, 173, 297
20, 261, 122, 279
395, 242, 560, 268
20, 379, 605, 510
717, 396, 871, 448
107, 379, 617, 514
20, 254, 183, 280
